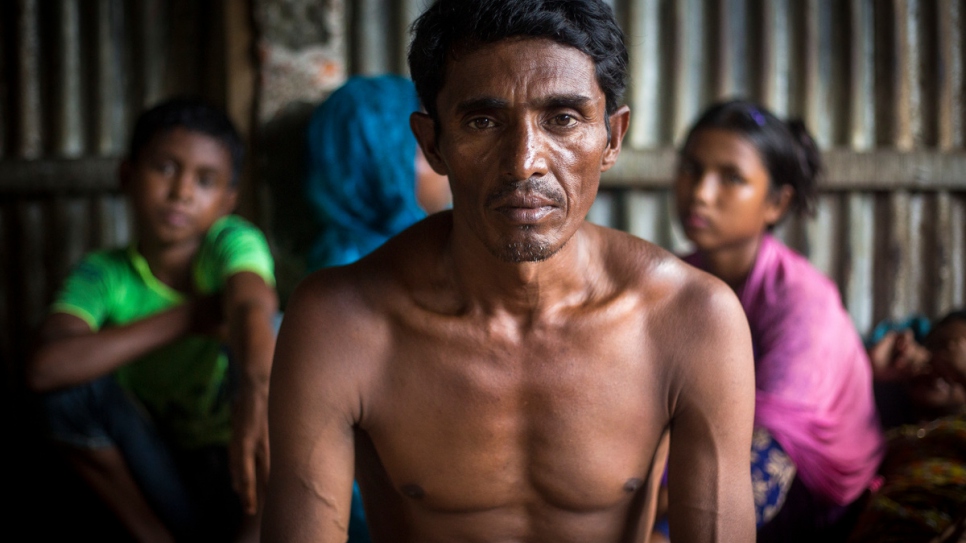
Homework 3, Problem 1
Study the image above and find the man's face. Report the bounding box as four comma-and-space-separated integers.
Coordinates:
412, 38, 627, 263
123, 127, 237, 248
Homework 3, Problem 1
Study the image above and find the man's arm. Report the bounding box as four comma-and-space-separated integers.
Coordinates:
261, 274, 368, 543
664, 281, 756, 542
25, 298, 220, 392
223, 271, 279, 515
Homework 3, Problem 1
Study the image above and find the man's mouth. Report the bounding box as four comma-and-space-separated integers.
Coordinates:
493, 193, 558, 224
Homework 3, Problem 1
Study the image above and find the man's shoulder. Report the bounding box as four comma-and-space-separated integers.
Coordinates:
295, 214, 447, 308
589, 226, 747, 351
590, 224, 728, 306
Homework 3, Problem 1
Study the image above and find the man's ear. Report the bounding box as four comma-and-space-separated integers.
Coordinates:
410, 112, 448, 176
601, 105, 631, 172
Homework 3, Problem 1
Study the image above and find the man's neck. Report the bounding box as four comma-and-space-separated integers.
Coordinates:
446, 222, 598, 323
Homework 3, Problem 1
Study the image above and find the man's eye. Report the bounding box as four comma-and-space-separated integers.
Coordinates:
551, 114, 577, 127
724, 172, 745, 185
198, 174, 216, 187
469, 117, 494, 129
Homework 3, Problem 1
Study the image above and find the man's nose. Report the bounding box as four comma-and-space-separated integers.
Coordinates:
502, 120, 549, 180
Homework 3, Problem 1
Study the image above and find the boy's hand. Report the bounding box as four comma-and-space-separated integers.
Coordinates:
231, 382, 270, 515
222, 271, 278, 515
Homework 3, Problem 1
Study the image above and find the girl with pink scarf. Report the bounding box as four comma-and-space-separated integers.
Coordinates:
674, 100, 884, 542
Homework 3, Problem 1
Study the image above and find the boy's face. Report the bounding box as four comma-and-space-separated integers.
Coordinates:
123, 127, 237, 248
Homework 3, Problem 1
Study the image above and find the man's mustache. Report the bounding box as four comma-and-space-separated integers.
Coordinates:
485, 178, 565, 207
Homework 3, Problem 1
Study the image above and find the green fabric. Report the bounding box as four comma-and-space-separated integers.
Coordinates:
51, 215, 275, 449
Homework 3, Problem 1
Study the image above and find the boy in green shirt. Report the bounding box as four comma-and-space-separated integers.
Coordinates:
26, 97, 278, 542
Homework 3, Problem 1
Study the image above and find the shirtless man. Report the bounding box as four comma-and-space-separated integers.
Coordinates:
261, 1, 755, 541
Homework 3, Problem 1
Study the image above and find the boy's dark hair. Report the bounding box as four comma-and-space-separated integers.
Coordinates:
681, 99, 821, 222
128, 97, 245, 185
408, 0, 628, 123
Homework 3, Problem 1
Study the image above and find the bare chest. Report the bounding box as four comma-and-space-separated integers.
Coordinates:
361, 315, 669, 516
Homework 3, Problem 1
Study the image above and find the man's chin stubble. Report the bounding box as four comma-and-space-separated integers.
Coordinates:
490, 237, 566, 263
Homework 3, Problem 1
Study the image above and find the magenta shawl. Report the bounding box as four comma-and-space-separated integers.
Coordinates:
685, 234, 884, 505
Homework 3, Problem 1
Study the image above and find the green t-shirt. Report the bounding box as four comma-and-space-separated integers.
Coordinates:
51, 215, 275, 449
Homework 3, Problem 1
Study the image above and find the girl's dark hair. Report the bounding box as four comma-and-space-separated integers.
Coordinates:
128, 96, 245, 185
682, 99, 821, 220
408, 0, 628, 123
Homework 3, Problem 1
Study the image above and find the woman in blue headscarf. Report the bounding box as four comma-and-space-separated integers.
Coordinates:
302, 74, 449, 542
305, 74, 449, 272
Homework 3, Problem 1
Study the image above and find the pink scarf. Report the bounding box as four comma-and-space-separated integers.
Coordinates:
685, 235, 884, 505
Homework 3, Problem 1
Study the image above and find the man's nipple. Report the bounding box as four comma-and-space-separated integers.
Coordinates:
623, 478, 643, 493
401, 483, 426, 500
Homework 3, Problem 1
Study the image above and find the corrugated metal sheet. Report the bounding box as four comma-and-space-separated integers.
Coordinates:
349, 0, 966, 338
1, 0, 965, 379
0, 0, 224, 379
342, 0, 966, 336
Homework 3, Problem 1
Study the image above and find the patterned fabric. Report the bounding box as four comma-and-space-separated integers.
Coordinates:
848, 414, 966, 543
751, 427, 797, 527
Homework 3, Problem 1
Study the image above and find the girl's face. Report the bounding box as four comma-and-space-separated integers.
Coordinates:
674, 128, 789, 253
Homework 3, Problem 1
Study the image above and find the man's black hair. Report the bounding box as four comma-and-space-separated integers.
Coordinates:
128, 96, 245, 185
408, 0, 628, 123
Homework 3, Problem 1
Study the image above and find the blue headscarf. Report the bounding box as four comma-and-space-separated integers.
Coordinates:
305, 75, 426, 270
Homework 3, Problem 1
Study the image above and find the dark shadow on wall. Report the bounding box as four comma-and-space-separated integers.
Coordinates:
257, 101, 320, 311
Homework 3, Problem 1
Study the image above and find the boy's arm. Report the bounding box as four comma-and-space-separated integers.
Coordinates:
26, 298, 220, 392
222, 270, 279, 515
262, 274, 366, 543
665, 283, 756, 542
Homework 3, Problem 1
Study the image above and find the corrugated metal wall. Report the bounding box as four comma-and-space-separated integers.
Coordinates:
0, 0, 229, 386
1, 0, 965, 384
349, 0, 966, 336
600, 0, 966, 337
